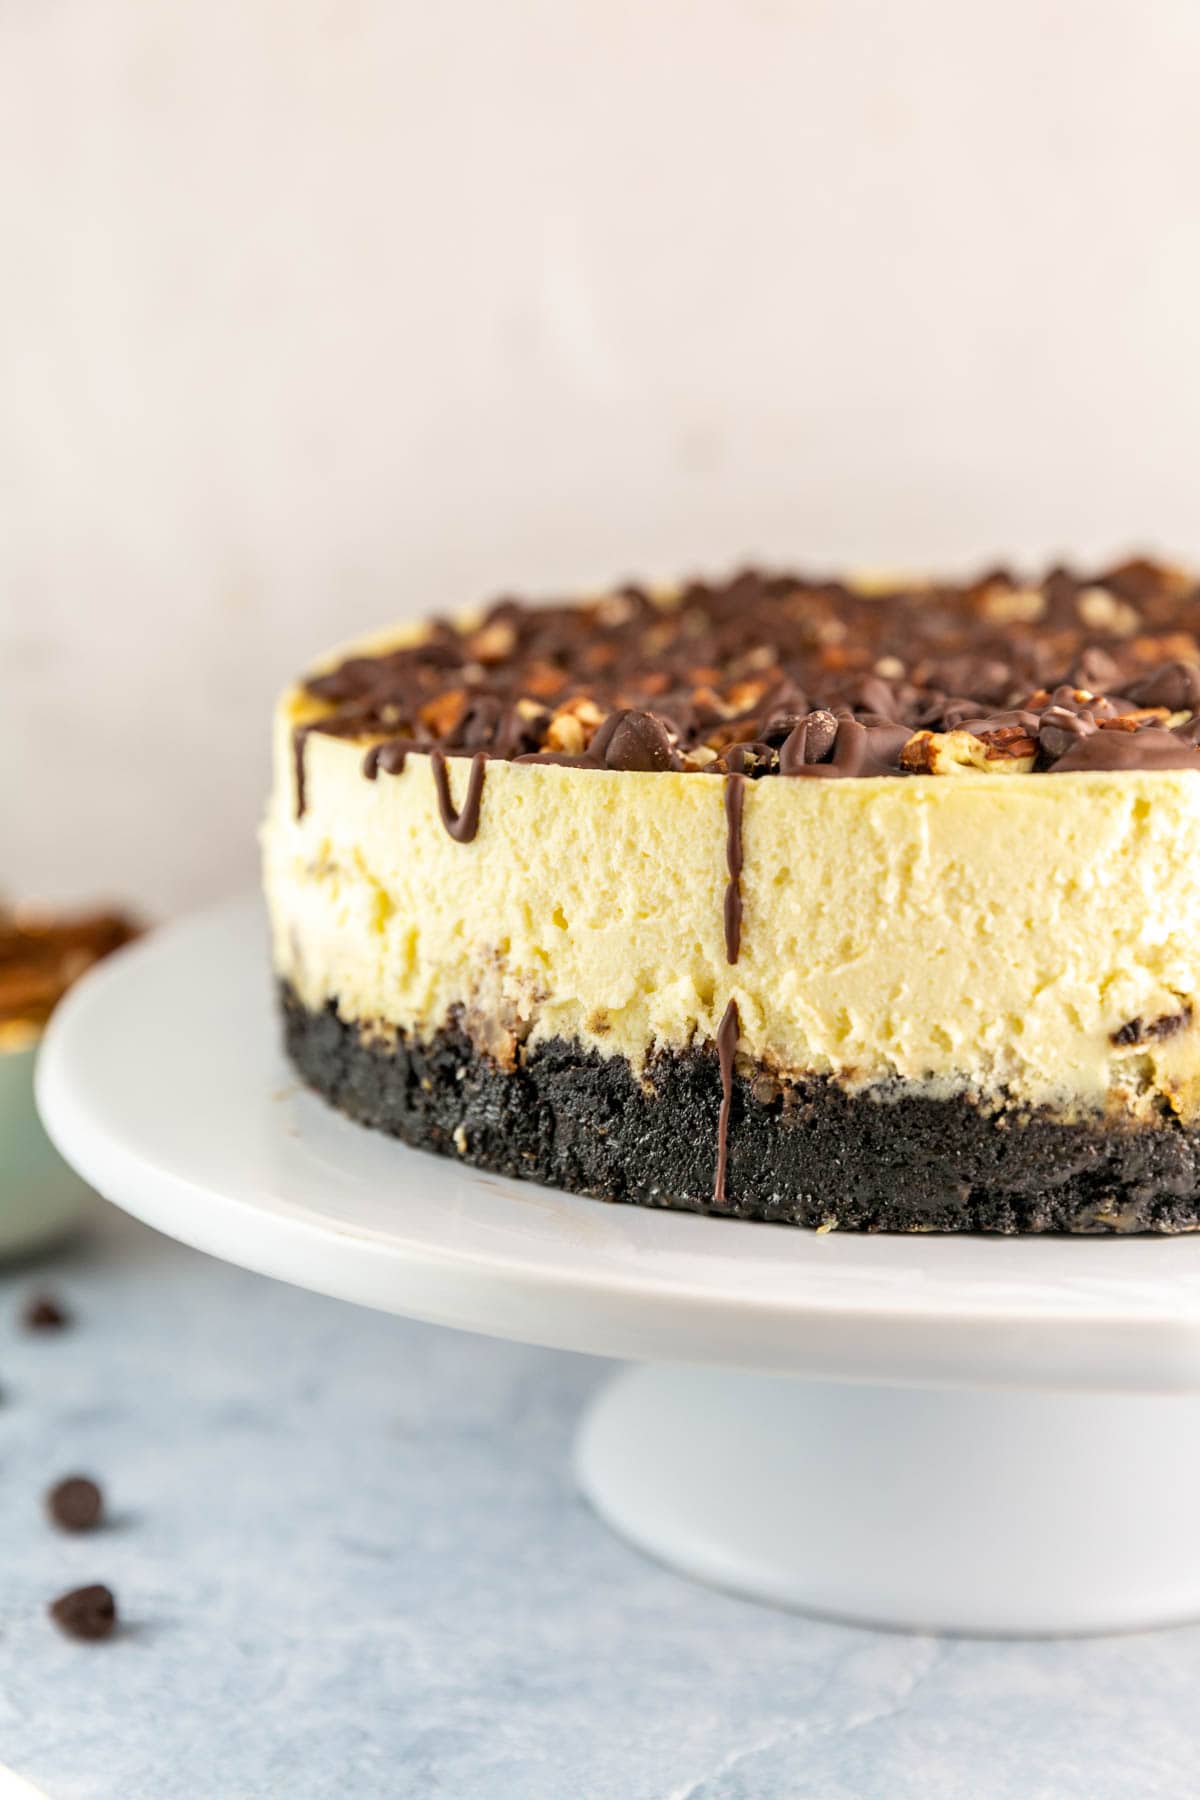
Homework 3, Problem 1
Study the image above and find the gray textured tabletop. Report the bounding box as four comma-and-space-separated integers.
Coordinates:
1, 1199, 1198, 1800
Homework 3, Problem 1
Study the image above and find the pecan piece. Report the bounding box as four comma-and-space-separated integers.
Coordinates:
419, 687, 469, 739
901, 727, 1036, 775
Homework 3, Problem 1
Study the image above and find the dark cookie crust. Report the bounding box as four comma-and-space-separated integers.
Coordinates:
281, 983, 1200, 1234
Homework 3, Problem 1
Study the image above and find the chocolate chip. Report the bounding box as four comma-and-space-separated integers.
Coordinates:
791, 714, 911, 779
1125, 661, 1200, 713
924, 655, 1014, 706
600, 710, 676, 772
22, 1293, 70, 1332
494, 703, 549, 759
840, 674, 901, 719
779, 709, 839, 772
46, 1475, 104, 1532
758, 707, 810, 746
954, 707, 1043, 739
1070, 646, 1121, 692
444, 694, 504, 750
1044, 683, 1114, 718
1038, 705, 1097, 764
1051, 725, 1200, 773
49, 1584, 117, 1641
1111, 1004, 1192, 1047
935, 701, 968, 730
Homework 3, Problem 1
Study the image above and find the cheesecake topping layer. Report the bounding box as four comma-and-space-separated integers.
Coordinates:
292, 560, 1200, 822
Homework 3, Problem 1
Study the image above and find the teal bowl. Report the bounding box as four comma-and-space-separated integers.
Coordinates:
0, 1035, 89, 1256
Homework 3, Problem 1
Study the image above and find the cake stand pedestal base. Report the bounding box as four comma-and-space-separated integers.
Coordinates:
576, 1364, 1200, 1636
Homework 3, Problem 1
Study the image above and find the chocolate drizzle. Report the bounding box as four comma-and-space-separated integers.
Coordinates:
362, 738, 416, 780
323, 732, 489, 841
714, 998, 740, 1205
723, 774, 745, 964
429, 750, 488, 843
292, 724, 310, 820
296, 707, 391, 817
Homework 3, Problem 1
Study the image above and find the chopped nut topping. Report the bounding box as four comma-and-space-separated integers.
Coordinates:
419, 688, 468, 738
545, 695, 605, 753
466, 621, 518, 664
901, 729, 1037, 775
545, 714, 586, 754
296, 558, 1200, 785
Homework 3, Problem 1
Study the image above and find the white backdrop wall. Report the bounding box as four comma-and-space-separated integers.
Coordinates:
3, 0, 1200, 913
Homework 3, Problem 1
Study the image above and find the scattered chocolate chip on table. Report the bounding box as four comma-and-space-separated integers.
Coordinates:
48, 1584, 117, 1642
46, 1475, 104, 1533
22, 1293, 71, 1332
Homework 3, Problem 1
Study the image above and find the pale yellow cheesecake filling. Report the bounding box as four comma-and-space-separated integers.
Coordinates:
264, 689, 1200, 1121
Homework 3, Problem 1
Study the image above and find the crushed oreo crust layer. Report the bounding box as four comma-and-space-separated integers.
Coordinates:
293, 560, 1200, 816
282, 985, 1200, 1235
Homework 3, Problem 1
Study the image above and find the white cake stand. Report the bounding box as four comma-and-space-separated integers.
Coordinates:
36, 896, 1200, 1636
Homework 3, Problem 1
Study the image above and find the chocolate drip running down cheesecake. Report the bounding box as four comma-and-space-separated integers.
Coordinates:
264, 560, 1200, 1232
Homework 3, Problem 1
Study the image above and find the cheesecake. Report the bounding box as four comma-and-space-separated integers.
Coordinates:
263, 560, 1200, 1233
